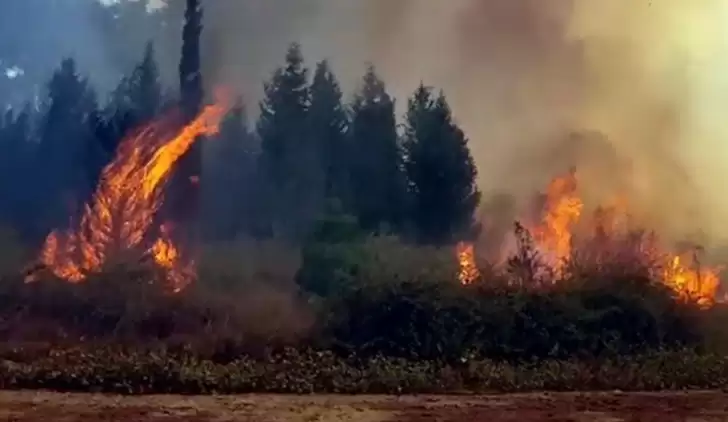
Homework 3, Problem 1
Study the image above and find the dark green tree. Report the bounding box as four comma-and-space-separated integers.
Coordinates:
403, 84, 480, 244
0, 105, 35, 233
201, 99, 259, 240
179, 0, 203, 121
257, 43, 319, 239
35, 58, 98, 230
105, 41, 163, 134
309, 60, 349, 204
128, 42, 162, 122
348, 66, 407, 233
171, 0, 204, 230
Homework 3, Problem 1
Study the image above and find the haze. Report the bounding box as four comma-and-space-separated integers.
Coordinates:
3, 0, 728, 248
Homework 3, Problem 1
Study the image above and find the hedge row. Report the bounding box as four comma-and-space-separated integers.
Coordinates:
1, 348, 727, 394
0, 270, 713, 363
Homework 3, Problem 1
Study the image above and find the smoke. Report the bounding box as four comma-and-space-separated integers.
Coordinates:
4, 0, 728, 249
189, 0, 728, 248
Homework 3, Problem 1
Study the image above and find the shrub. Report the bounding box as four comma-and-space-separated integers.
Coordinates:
1, 347, 727, 394
324, 276, 703, 362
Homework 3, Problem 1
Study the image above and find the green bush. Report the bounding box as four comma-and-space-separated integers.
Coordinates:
324, 276, 702, 362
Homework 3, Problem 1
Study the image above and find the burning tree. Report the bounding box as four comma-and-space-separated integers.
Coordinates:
27, 100, 229, 291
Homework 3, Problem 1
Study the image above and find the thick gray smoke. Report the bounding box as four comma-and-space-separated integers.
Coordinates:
6, 0, 728, 250
190, 0, 728, 248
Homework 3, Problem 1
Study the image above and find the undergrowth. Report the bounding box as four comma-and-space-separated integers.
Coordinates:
1, 347, 726, 394
0, 232, 726, 394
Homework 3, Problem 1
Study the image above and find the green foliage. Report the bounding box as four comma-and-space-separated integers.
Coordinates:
36, 57, 99, 228
201, 101, 258, 241
111, 42, 162, 124
347, 66, 407, 233
296, 210, 367, 297
325, 275, 701, 363
309, 60, 350, 205
179, 0, 203, 120
257, 43, 322, 239
1, 347, 727, 394
403, 84, 480, 244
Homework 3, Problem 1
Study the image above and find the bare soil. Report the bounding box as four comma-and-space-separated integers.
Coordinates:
1, 391, 727, 421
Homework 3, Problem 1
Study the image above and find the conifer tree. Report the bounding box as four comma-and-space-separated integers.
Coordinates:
348, 66, 406, 232
179, 0, 203, 121
0, 105, 34, 232
202, 100, 258, 240
172, 0, 204, 229
128, 42, 162, 122
309, 60, 349, 205
36, 58, 98, 229
403, 84, 480, 244
257, 43, 318, 238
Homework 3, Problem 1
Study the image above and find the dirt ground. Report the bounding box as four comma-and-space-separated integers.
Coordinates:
1, 391, 728, 422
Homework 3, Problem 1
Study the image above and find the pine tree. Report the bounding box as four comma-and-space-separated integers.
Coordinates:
257, 43, 317, 239
201, 99, 258, 240
179, 0, 203, 121
348, 66, 406, 232
309, 60, 349, 205
171, 0, 204, 231
128, 42, 162, 122
403, 84, 480, 244
0, 105, 34, 232
36, 58, 98, 230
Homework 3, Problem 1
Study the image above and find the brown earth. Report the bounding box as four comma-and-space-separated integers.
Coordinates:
1, 391, 728, 421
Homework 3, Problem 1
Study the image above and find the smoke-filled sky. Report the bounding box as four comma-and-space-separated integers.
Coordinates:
5, 0, 728, 248
192, 0, 728, 248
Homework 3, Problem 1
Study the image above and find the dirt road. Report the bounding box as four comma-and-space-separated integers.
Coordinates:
1, 391, 727, 421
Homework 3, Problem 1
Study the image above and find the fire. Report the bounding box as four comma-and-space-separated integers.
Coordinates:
522, 169, 722, 306
663, 254, 720, 307
531, 168, 584, 275
28, 101, 228, 291
456, 241, 480, 285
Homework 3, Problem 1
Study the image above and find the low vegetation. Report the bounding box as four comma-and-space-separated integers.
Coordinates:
1, 228, 727, 395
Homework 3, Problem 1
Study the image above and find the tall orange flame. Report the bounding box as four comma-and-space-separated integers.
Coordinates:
28, 101, 228, 291
532, 169, 583, 276
456, 241, 480, 285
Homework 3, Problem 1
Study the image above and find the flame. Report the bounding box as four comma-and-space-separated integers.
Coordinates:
663, 254, 720, 307
522, 169, 722, 307
531, 168, 584, 275
28, 101, 228, 291
456, 241, 480, 285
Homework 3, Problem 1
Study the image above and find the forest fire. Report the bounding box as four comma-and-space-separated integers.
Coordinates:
531, 169, 583, 277
457, 169, 722, 307
456, 241, 480, 285
26, 102, 228, 291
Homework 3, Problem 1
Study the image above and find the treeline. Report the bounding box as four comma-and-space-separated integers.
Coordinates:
0, 1, 480, 249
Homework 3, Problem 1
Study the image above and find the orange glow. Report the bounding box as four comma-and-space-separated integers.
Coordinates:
531, 168, 583, 276
664, 254, 720, 308
456, 241, 480, 285
522, 169, 722, 307
28, 101, 228, 291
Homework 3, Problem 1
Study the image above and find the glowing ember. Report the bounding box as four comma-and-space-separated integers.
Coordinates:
27, 101, 228, 291
456, 241, 480, 285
